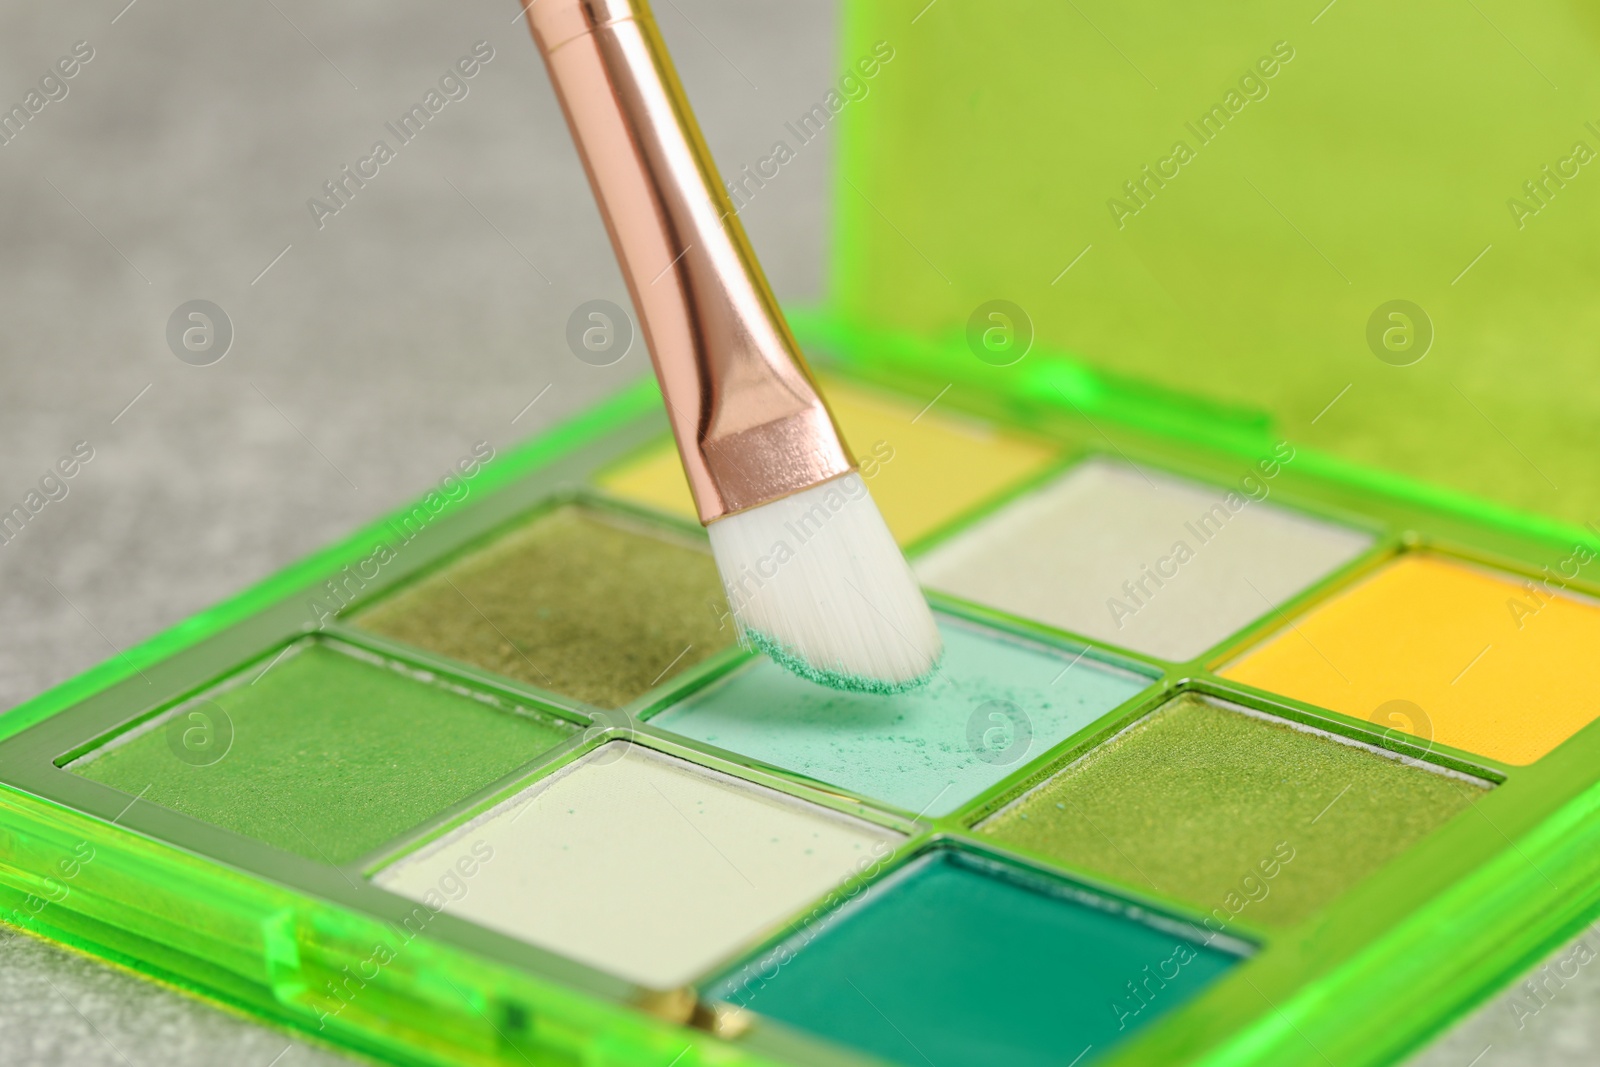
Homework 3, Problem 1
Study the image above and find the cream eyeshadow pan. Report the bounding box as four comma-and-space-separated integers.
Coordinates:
915, 457, 1374, 661
373, 742, 899, 990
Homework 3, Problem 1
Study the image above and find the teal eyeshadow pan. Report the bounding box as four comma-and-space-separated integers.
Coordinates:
709, 849, 1241, 1067
650, 616, 1152, 815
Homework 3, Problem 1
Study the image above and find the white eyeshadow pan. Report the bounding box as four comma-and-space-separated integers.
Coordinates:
372, 742, 900, 990
914, 457, 1373, 661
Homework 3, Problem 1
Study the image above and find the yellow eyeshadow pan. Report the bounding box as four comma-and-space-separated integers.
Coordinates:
1223, 553, 1600, 764
597, 378, 1058, 545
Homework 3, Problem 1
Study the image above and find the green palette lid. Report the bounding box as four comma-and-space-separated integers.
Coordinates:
814, 0, 1600, 538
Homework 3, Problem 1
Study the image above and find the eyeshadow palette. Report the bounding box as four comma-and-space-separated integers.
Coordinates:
2, 362, 1597, 1067
6, 5, 1600, 1064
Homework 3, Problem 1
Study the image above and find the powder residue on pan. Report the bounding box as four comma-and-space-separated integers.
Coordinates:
373, 742, 900, 990
914, 457, 1373, 662
746, 628, 934, 697
650, 616, 1152, 816
707, 849, 1239, 1067
978, 693, 1486, 928
353, 505, 735, 708
72, 643, 575, 864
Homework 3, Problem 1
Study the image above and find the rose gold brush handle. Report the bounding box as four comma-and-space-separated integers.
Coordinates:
525, 0, 853, 523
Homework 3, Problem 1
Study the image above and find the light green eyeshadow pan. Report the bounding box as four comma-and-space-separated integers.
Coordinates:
72, 642, 575, 864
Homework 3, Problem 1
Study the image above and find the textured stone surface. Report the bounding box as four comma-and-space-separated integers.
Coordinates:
1408, 923, 1600, 1067
0, 924, 360, 1067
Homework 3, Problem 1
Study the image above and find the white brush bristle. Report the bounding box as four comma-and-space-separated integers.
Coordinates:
707, 472, 942, 693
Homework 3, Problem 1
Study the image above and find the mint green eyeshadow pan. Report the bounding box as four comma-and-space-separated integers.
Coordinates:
650, 616, 1152, 815
71, 642, 576, 863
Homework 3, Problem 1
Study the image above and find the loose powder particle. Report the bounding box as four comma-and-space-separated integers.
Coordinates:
73, 643, 575, 863
354, 505, 734, 708
978, 694, 1486, 928
651, 617, 1151, 816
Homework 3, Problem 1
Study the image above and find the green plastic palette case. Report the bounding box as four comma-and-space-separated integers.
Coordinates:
4, 3, 1600, 1066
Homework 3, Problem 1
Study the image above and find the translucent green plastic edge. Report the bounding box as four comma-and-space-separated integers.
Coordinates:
1191, 776, 1600, 1067
821, 0, 1600, 564
0, 379, 663, 744
0, 784, 796, 1067
786, 308, 1600, 561
809, 4, 1600, 1058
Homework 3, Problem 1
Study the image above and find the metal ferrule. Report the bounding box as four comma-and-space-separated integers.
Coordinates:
525, 0, 855, 524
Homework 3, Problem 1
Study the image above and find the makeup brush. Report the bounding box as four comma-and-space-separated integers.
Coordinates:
523, 0, 941, 693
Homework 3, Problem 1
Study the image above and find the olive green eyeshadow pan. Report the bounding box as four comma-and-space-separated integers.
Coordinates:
353, 504, 735, 708
977, 694, 1487, 928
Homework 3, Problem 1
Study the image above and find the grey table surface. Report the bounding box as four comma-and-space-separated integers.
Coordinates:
0, 2, 1592, 1064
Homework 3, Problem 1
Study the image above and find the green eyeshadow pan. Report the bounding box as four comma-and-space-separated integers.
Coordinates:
978, 694, 1487, 927
352, 504, 735, 708
71, 642, 575, 864
710, 848, 1241, 1067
